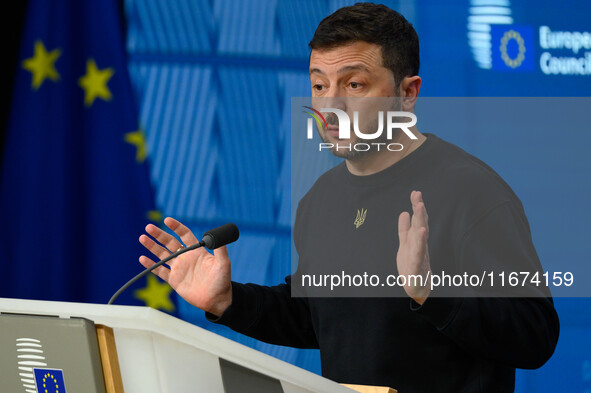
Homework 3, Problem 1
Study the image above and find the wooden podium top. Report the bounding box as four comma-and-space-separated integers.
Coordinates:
342, 384, 398, 393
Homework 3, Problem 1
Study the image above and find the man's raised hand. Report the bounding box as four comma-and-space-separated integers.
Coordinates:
397, 190, 432, 305
139, 217, 233, 316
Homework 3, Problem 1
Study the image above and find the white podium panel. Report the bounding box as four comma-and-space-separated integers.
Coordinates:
0, 298, 354, 393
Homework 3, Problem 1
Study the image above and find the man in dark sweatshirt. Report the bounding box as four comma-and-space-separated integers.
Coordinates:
139, 3, 559, 392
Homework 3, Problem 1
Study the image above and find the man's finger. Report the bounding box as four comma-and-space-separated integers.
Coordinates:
410, 192, 429, 231
164, 217, 200, 246
213, 245, 230, 265
146, 223, 184, 253
139, 255, 170, 282
410, 190, 419, 206
410, 190, 424, 210
140, 234, 176, 260
411, 202, 428, 229
398, 211, 411, 244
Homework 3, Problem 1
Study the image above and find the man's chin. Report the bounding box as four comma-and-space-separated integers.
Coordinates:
322, 138, 352, 156
320, 137, 372, 161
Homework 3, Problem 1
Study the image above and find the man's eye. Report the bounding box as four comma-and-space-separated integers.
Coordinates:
349, 82, 362, 89
313, 84, 325, 91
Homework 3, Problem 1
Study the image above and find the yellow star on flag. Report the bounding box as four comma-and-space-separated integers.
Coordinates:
147, 210, 163, 224
78, 58, 114, 107
124, 130, 148, 162
134, 275, 175, 312
22, 40, 61, 90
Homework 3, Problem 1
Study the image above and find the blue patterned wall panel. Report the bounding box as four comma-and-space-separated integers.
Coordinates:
215, 0, 280, 56
276, 1, 327, 58
128, 62, 219, 219
126, 0, 213, 53
216, 68, 282, 223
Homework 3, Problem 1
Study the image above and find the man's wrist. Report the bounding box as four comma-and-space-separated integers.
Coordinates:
410, 288, 431, 305
206, 287, 233, 317
405, 270, 432, 305
204, 282, 260, 331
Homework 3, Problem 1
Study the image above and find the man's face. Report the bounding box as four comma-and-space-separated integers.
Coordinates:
309, 41, 400, 160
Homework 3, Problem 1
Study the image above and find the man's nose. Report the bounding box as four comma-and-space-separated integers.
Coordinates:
315, 88, 347, 111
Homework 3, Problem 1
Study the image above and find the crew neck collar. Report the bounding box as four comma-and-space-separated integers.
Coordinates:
342, 133, 438, 187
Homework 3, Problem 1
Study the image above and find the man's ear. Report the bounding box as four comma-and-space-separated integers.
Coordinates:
399, 76, 422, 111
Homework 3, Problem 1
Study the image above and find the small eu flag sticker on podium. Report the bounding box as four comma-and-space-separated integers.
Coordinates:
33, 368, 66, 393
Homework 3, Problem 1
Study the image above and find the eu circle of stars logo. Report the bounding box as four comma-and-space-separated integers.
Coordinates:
33, 368, 66, 393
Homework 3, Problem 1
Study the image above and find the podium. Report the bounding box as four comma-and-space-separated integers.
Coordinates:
0, 298, 369, 393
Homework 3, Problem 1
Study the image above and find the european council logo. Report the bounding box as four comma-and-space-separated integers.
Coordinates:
491, 25, 534, 71
33, 368, 67, 393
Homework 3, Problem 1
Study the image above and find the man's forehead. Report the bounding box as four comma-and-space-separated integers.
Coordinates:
309, 41, 384, 72
310, 64, 371, 76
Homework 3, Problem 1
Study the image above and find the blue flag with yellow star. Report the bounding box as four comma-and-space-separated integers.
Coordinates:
0, 0, 173, 310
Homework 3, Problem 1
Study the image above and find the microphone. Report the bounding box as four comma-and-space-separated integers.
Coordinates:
202, 223, 239, 249
108, 223, 239, 305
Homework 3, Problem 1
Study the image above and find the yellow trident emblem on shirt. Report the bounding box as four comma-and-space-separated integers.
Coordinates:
354, 208, 367, 229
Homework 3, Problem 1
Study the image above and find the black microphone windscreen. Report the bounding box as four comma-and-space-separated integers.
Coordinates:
202, 223, 239, 249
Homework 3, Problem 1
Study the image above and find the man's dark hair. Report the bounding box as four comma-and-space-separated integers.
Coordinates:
309, 2, 420, 87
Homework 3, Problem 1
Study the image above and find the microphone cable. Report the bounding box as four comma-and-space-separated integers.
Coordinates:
108, 241, 204, 305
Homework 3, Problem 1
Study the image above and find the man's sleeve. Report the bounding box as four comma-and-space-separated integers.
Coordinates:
412, 201, 560, 369
205, 276, 319, 349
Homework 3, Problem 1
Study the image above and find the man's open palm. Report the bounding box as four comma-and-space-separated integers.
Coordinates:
139, 217, 233, 316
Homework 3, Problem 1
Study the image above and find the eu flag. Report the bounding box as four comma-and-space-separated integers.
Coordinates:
491, 25, 535, 72
0, 0, 171, 309
34, 368, 67, 393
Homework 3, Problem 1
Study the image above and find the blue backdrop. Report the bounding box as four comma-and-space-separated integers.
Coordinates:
2, 0, 589, 391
